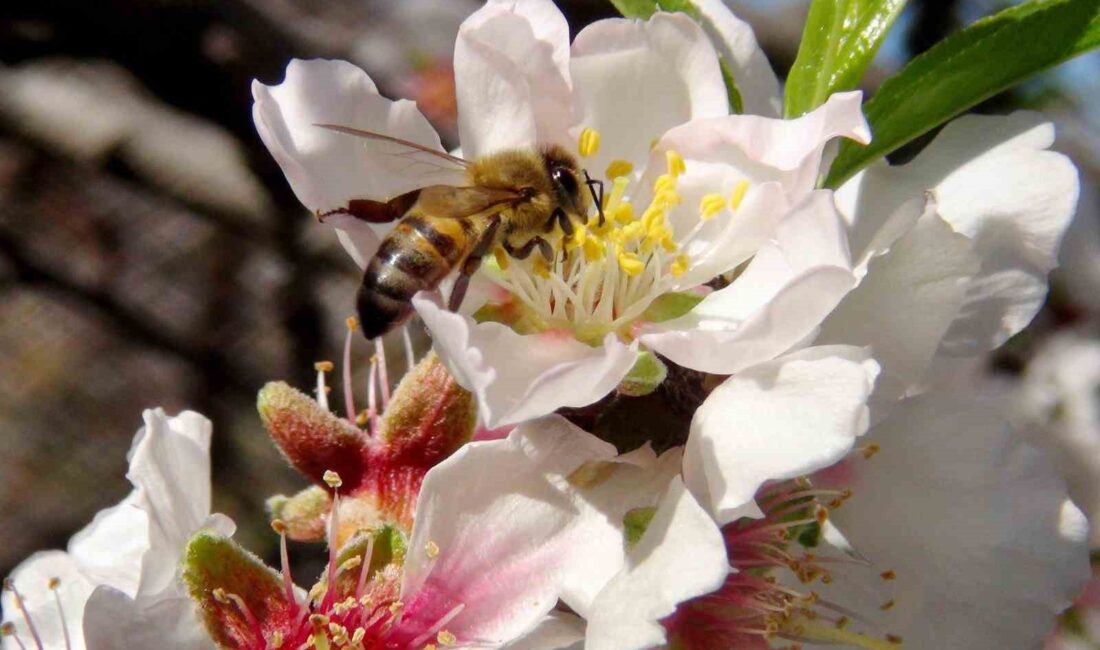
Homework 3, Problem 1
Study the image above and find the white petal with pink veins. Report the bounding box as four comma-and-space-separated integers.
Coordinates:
400, 417, 680, 647
455, 0, 573, 158
686, 345, 879, 524
570, 12, 728, 180
413, 294, 638, 428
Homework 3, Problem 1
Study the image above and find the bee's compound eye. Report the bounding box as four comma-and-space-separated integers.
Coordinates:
552, 167, 578, 196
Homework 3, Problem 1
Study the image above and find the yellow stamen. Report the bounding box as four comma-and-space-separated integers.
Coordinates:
314, 361, 334, 373
605, 159, 634, 180
437, 630, 457, 646
323, 470, 342, 489
666, 150, 686, 178
618, 251, 645, 276
729, 179, 751, 210
670, 253, 690, 277
654, 174, 676, 196
345, 316, 359, 331
578, 128, 601, 157
426, 541, 440, 559
699, 193, 726, 220
583, 236, 605, 262
611, 202, 635, 225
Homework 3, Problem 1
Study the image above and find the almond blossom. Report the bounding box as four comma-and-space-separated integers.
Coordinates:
1, 409, 234, 650
252, 0, 870, 428
184, 415, 706, 650
584, 383, 1089, 650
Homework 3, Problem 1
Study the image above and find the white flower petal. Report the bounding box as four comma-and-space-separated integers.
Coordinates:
666, 178, 784, 291
1019, 333, 1100, 547
645, 91, 869, 198
455, 0, 572, 157
641, 191, 856, 374
571, 12, 728, 179
2, 551, 93, 650
585, 478, 729, 650
818, 196, 980, 414
253, 59, 461, 265
66, 493, 147, 597
126, 409, 215, 598
814, 389, 1090, 650
400, 417, 677, 647
835, 112, 1077, 355
501, 612, 584, 650
413, 293, 638, 428
82, 588, 209, 650
686, 345, 879, 524
692, 0, 782, 117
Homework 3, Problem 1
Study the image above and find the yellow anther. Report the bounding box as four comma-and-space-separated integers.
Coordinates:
652, 189, 681, 209
314, 361, 334, 373
880, 599, 896, 611
345, 316, 359, 331
666, 150, 686, 178
272, 631, 285, 648
729, 179, 751, 210
351, 628, 366, 644
426, 541, 440, 559
621, 221, 645, 242
47, 577, 61, 590
356, 409, 370, 426
2, 622, 16, 636
582, 236, 605, 262
618, 251, 645, 276
605, 159, 634, 180
568, 224, 588, 250
653, 174, 676, 196
271, 519, 288, 535
659, 231, 678, 252
670, 254, 690, 277
578, 128, 601, 157
339, 556, 362, 573
880, 569, 896, 581
611, 202, 634, 225
493, 246, 510, 271
699, 193, 726, 220
438, 630, 457, 646
323, 470, 342, 489
212, 588, 229, 604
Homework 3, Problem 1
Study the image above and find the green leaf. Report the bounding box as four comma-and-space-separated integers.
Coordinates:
610, 0, 700, 20
785, 0, 908, 118
826, 0, 1100, 188
720, 60, 745, 114
609, 0, 659, 19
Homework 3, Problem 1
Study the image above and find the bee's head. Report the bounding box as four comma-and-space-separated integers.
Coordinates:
540, 145, 593, 221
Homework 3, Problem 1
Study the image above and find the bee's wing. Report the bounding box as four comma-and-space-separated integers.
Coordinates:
328, 185, 521, 224
314, 124, 470, 179
415, 185, 523, 219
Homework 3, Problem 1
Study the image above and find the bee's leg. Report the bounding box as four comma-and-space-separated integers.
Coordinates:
503, 236, 554, 262
583, 171, 605, 226
543, 207, 573, 237
316, 189, 421, 224
448, 214, 501, 312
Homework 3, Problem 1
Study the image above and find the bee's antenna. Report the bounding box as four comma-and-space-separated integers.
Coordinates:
583, 170, 605, 226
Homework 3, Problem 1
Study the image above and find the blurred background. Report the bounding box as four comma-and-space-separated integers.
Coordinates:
0, 0, 1097, 642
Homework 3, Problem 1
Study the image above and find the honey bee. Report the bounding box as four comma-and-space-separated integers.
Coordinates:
315, 124, 604, 340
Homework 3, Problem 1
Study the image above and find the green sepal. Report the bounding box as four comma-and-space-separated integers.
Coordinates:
182, 531, 292, 650
618, 351, 668, 397
641, 291, 704, 323
267, 485, 331, 542
610, 0, 700, 19
321, 525, 407, 602
624, 507, 658, 549
785, 0, 908, 118
826, 0, 1100, 188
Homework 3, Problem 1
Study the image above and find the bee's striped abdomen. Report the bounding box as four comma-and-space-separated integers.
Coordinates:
358, 214, 473, 339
